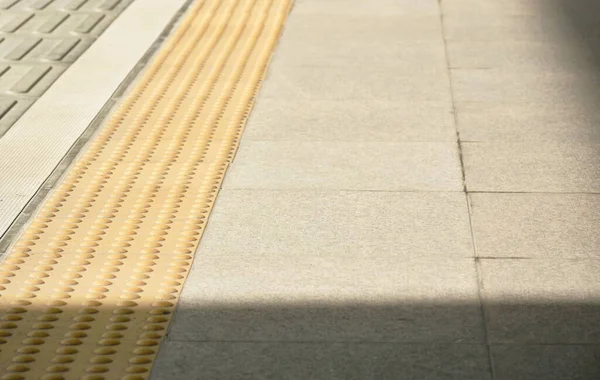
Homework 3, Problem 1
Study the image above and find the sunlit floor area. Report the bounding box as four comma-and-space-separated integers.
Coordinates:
1, 0, 600, 379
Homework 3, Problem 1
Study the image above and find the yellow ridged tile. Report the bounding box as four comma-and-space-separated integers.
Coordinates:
0, 0, 292, 378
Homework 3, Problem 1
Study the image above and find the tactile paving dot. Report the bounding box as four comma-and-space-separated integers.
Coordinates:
0, 0, 291, 377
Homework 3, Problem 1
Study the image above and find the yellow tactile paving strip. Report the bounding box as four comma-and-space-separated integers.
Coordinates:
0, 0, 291, 378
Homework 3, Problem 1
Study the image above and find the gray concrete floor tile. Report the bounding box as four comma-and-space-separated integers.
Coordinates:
275, 5, 445, 68
243, 99, 456, 142
294, 0, 441, 16
462, 142, 600, 192
447, 40, 597, 72
480, 259, 600, 343
441, 0, 560, 16
443, 15, 576, 42
198, 190, 473, 258
152, 342, 492, 380
170, 255, 482, 342
259, 64, 452, 102
471, 193, 600, 259
224, 141, 463, 191
451, 69, 600, 104
456, 102, 600, 142
282, 13, 443, 43
273, 40, 447, 68
492, 344, 600, 380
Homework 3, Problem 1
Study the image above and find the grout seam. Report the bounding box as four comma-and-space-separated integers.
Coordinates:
438, 0, 496, 379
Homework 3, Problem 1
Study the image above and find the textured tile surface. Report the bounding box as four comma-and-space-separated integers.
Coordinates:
0, 94, 32, 136
152, 342, 493, 380
0, 0, 188, 239
471, 193, 600, 259
0, 0, 133, 136
0, 0, 293, 377
225, 141, 463, 191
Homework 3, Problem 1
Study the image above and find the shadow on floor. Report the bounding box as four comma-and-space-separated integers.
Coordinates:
542, 0, 600, 109
553, 0, 600, 67
153, 300, 600, 380
0, 300, 598, 379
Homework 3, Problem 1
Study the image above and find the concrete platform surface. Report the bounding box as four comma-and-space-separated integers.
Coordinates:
155, 0, 600, 378
0, 0, 599, 379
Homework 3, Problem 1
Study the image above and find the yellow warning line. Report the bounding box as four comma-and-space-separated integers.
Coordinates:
0, 0, 291, 378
